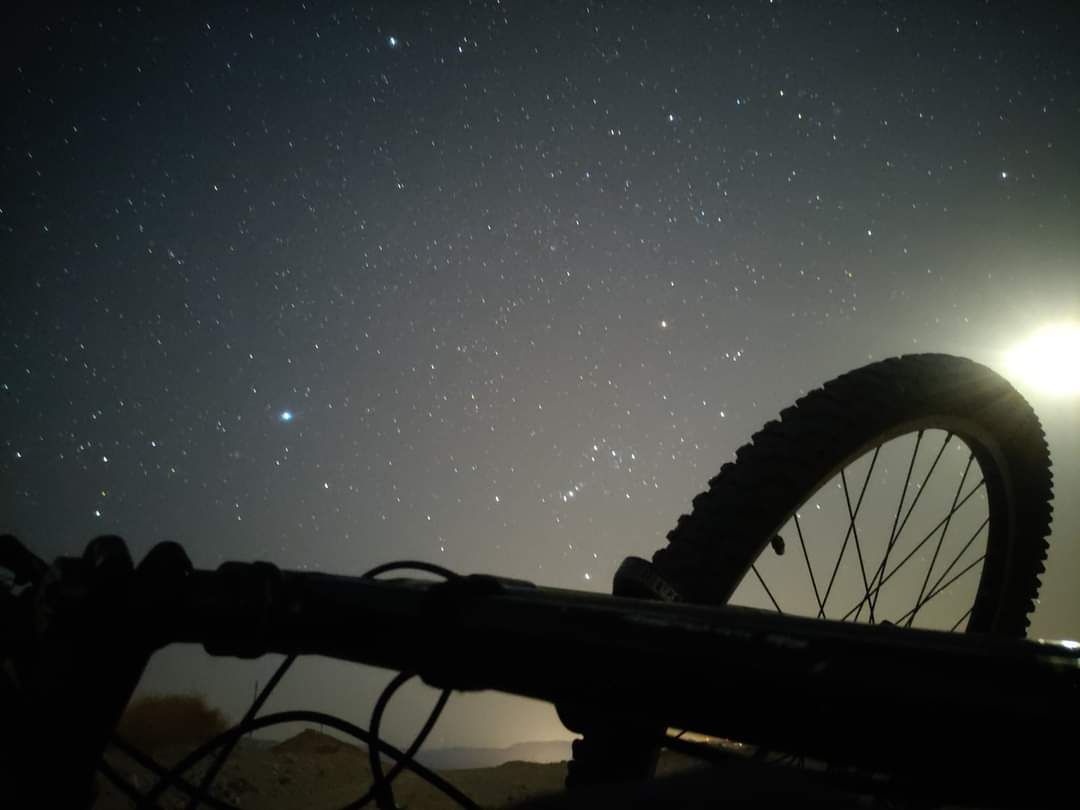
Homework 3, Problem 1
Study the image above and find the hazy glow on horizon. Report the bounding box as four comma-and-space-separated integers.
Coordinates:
1004, 322, 1080, 396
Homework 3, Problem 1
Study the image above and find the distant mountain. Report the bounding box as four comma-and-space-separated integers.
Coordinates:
244, 730, 573, 771
416, 740, 573, 770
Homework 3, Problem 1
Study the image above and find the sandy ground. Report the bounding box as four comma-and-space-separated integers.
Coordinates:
93, 729, 702, 809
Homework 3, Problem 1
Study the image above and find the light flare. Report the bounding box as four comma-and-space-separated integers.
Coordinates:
1003, 322, 1080, 397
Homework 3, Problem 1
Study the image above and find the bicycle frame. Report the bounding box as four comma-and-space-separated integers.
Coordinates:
3, 536, 1078, 808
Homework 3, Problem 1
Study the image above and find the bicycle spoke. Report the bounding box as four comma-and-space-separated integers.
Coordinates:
893, 553, 986, 626
840, 467, 872, 621
838, 480, 986, 622
867, 431, 951, 619
905, 516, 990, 625
877, 432, 953, 569
907, 451, 974, 627
868, 431, 924, 620
949, 606, 974, 632
735, 422, 1000, 636
793, 512, 824, 617
752, 564, 783, 613
819, 446, 880, 619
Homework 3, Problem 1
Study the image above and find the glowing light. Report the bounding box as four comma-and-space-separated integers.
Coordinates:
280, 410, 293, 422
387, 35, 399, 48
1003, 322, 1080, 396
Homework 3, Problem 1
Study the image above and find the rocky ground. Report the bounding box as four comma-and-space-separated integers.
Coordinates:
93, 729, 704, 809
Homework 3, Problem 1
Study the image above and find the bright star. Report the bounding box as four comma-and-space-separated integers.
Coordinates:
387, 35, 399, 48
280, 410, 293, 422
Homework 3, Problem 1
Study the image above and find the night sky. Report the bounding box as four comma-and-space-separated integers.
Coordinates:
3, 3, 1079, 749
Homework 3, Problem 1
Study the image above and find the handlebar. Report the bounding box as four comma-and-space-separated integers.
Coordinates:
3, 536, 1078, 808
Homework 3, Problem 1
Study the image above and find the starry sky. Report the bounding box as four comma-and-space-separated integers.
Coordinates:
3, 2, 1079, 749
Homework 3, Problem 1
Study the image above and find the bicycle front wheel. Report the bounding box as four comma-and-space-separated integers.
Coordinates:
630, 354, 1053, 636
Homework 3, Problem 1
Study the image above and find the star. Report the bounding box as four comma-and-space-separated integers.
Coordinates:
280, 410, 294, 422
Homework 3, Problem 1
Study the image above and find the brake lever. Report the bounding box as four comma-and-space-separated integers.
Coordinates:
0, 533, 48, 587
0, 536, 193, 809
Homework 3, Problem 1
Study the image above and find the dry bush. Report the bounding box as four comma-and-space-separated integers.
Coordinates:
116, 693, 231, 752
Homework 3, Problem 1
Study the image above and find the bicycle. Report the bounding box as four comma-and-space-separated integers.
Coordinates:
2, 353, 1074, 809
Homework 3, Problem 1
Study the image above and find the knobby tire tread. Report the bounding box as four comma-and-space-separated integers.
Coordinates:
650, 353, 1052, 636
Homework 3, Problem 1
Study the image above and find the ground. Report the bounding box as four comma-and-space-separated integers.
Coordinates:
94, 729, 704, 809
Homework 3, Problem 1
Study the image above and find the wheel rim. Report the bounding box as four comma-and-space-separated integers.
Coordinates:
731, 428, 1001, 632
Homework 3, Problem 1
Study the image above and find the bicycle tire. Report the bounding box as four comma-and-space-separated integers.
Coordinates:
625, 353, 1052, 636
